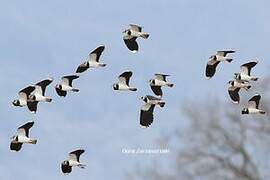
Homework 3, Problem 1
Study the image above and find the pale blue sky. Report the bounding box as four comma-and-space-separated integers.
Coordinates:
0, 0, 270, 179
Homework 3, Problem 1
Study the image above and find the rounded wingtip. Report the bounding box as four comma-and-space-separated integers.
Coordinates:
140, 125, 149, 129
131, 50, 138, 53
205, 76, 212, 80
231, 100, 239, 104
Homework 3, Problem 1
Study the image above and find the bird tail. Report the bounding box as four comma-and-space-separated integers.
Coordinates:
167, 83, 174, 88
46, 98, 52, 102
29, 139, 37, 144
99, 63, 106, 67
246, 85, 252, 90
72, 89, 80, 92
129, 87, 137, 91
226, 59, 233, 63
78, 164, 86, 169
158, 102, 165, 108
140, 33, 149, 39
260, 111, 266, 114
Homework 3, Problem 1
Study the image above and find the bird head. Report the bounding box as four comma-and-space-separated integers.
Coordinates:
140, 96, 147, 102
112, 84, 118, 90
12, 100, 20, 106
234, 73, 240, 80
149, 79, 155, 85
55, 84, 62, 90
62, 160, 69, 166
242, 108, 249, 114
123, 29, 131, 36
10, 135, 17, 141
228, 80, 234, 86
209, 55, 216, 60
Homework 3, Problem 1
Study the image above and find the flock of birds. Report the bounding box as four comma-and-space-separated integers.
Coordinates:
205, 50, 266, 115
9, 24, 174, 174
9, 24, 267, 175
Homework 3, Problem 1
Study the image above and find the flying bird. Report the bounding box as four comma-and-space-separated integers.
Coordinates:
140, 95, 165, 107
242, 94, 266, 115
55, 75, 80, 97
123, 24, 149, 53
29, 78, 53, 102
205, 50, 235, 79
149, 74, 173, 97
234, 61, 258, 82
228, 79, 251, 104
12, 86, 38, 113
10, 121, 37, 152
140, 100, 156, 128
13, 86, 35, 107
113, 71, 137, 91
76, 45, 106, 73
61, 149, 86, 174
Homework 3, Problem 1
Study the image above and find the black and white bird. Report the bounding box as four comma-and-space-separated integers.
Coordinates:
13, 86, 35, 107
228, 79, 251, 104
113, 71, 137, 91
55, 75, 80, 97
234, 61, 258, 82
140, 100, 156, 128
149, 74, 173, 97
12, 85, 38, 113
61, 149, 86, 174
76, 45, 106, 73
123, 24, 149, 53
205, 50, 235, 79
242, 94, 266, 115
29, 78, 53, 102
140, 95, 165, 107
10, 121, 37, 152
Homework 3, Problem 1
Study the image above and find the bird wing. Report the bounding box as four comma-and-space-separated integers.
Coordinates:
89, 45, 105, 63
248, 94, 261, 109
123, 37, 138, 53
55, 87, 67, 97
228, 86, 240, 104
61, 163, 72, 174
205, 59, 220, 78
76, 62, 89, 73
10, 141, 23, 151
17, 121, 34, 137
69, 149, 85, 162
150, 85, 162, 97
62, 75, 79, 87
19, 86, 35, 100
154, 74, 169, 81
240, 61, 258, 76
140, 104, 155, 128
35, 78, 53, 96
217, 50, 235, 57
129, 24, 142, 32
118, 71, 132, 86
27, 101, 38, 113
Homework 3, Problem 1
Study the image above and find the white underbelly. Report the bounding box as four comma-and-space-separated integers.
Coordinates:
69, 160, 80, 166
62, 85, 73, 91
155, 79, 167, 86
248, 108, 260, 114
18, 136, 31, 143
118, 83, 130, 90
